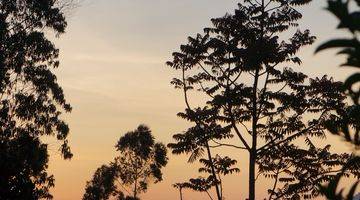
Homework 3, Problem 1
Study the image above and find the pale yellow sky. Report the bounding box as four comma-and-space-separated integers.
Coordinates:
47, 1, 356, 199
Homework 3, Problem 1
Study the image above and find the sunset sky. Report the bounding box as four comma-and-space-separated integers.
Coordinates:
47, 0, 356, 199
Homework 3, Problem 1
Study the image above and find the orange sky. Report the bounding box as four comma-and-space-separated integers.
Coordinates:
47, 0, 357, 199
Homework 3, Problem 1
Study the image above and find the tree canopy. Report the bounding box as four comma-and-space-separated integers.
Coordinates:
0, 0, 72, 199
83, 125, 168, 200
167, 0, 360, 199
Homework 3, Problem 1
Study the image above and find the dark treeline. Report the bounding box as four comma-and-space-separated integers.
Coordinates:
0, 0, 72, 199
0, 0, 359, 200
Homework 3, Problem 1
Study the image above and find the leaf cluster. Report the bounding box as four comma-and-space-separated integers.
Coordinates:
259, 139, 360, 199
174, 155, 239, 199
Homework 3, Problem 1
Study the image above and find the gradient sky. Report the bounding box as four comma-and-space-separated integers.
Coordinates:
47, 1, 356, 199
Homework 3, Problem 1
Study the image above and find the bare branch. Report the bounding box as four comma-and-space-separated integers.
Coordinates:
209, 139, 248, 150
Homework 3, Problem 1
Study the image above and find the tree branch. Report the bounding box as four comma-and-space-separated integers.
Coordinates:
209, 139, 248, 150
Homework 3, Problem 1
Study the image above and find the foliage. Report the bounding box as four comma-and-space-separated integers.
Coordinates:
315, 0, 360, 147
167, 0, 358, 199
174, 155, 239, 200
83, 164, 119, 200
0, 0, 72, 199
260, 139, 360, 199
317, 156, 360, 200
83, 125, 168, 200
115, 125, 168, 197
320, 178, 359, 200
315, 0, 360, 199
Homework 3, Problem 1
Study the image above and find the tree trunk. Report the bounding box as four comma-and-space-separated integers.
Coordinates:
249, 151, 256, 200
179, 188, 183, 200
249, 66, 260, 200
205, 142, 222, 200
134, 168, 138, 199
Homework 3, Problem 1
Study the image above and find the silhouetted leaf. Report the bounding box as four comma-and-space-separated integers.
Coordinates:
315, 39, 357, 53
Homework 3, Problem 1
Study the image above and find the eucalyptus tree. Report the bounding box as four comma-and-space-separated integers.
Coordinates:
83, 164, 119, 200
0, 0, 73, 199
83, 125, 168, 200
167, 0, 360, 199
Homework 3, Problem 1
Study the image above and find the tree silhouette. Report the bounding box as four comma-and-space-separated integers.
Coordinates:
173, 183, 186, 200
259, 138, 360, 199
0, 0, 73, 199
83, 125, 168, 200
167, 1, 360, 199
83, 164, 119, 200
315, 0, 360, 199
174, 155, 239, 200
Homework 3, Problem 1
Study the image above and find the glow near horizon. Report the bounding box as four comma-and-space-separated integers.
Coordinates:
48, 1, 355, 199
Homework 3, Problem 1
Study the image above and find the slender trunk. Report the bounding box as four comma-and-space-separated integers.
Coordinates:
134, 165, 138, 199
205, 142, 222, 200
268, 157, 283, 200
182, 65, 221, 200
134, 179, 137, 198
219, 175, 223, 199
249, 66, 260, 200
249, 0, 264, 197
206, 190, 215, 200
249, 151, 256, 200
268, 168, 280, 200
179, 188, 183, 200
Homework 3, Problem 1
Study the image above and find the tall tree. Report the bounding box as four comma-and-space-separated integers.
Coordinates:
83, 125, 168, 200
167, 1, 360, 199
0, 0, 73, 199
